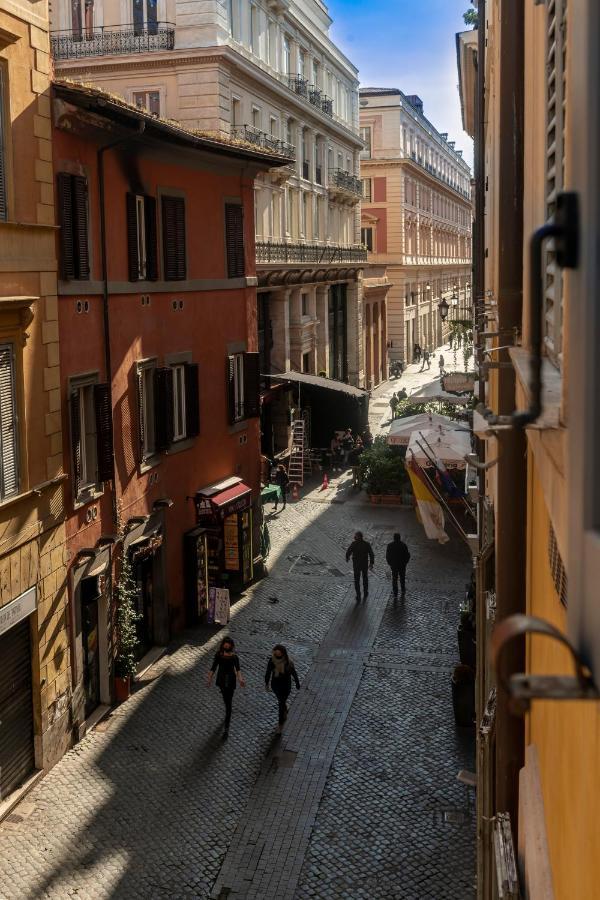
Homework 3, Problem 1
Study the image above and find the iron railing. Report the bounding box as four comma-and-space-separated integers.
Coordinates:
288, 74, 309, 97
256, 241, 367, 264
287, 75, 334, 118
231, 125, 295, 158
406, 152, 471, 200
329, 168, 362, 196
50, 22, 175, 59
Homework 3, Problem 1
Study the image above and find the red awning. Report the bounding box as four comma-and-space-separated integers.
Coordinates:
211, 483, 251, 508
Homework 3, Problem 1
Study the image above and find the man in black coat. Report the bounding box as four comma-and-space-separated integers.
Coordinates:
346, 531, 375, 601
386, 533, 411, 598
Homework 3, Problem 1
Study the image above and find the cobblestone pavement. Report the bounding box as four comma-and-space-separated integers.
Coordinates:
0, 464, 475, 899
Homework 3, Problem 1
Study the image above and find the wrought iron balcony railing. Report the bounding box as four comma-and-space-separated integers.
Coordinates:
288, 74, 309, 98
231, 125, 295, 159
50, 22, 175, 60
256, 241, 367, 264
287, 75, 334, 118
329, 168, 362, 197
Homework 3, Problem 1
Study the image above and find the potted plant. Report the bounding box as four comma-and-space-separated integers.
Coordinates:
451, 663, 475, 727
113, 545, 141, 703
359, 437, 407, 502
457, 604, 476, 669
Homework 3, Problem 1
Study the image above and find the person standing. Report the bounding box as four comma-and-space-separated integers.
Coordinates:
273, 464, 289, 511
385, 533, 411, 599
342, 428, 355, 466
207, 637, 245, 740
346, 531, 375, 601
420, 349, 430, 372
389, 393, 398, 421
439, 354, 445, 376
265, 644, 300, 734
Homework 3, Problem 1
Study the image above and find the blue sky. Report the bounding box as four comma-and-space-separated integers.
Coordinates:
327, 0, 473, 168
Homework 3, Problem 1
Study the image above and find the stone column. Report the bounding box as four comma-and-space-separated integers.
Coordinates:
346, 276, 364, 387
289, 287, 302, 371
315, 285, 329, 375
270, 290, 291, 373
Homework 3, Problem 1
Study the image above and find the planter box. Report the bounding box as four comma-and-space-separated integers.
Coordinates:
114, 675, 131, 703
368, 493, 403, 505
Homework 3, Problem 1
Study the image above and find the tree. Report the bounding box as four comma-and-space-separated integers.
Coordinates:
463, 8, 478, 27
114, 531, 141, 679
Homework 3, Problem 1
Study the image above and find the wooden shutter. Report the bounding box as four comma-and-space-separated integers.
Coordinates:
162, 195, 186, 280
136, 369, 146, 460
153, 366, 174, 451
144, 195, 158, 281
126, 192, 140, 281
70, 389, 82, 498
226, 355, 237, 424
243, 352, 260, 418
93, 382, 114, 482
0, 70, 7, 222
184, 362, 200, 438
0, 345, 18, 499
57, 173, 75, 280
72, 175, 90, 280
225, 203, 245, 278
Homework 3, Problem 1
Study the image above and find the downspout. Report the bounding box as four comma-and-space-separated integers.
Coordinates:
97, 122, 145, 532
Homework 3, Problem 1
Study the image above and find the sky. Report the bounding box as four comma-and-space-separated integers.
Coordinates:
326, 0, 474, 169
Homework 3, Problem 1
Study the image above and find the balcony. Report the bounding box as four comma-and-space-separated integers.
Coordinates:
50, 22, 175, 60
287, 75, 334, 119
256, 241, 367, 265
231, 125, 295, 159
328, 168, 362, 202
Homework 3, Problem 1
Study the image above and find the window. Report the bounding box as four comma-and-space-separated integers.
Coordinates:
250, 4, 259, 54
301, 293, 308, 316
127, 194, 158, 281
361, 227, 373, 252
299, 49, 306, 78
132, 0, 158, 36
161, 195, 186, 280
252, 106, 261, 129
0, 344, 18, 500
227, 352, 260, 423
231, 96, 241, 127
225, 203, 245, 278
70, 377, 113, 501
137, 360, 156, 459
57, 173, 90, 281
286, 189, 293, 235
315, 142, 322, 185
270, 116, 278, 137
312, 59, 319, 87
302, 351, 311, 374
282, 35, 291, 75
137, 359, 199, 460
133, 90, 160, 116
0, 67, 7, 222
172, 364, 186, 441
362, 179, 372, 201
301, 193, 308, 236
360, 126, 371, 159
302, 130, 310, 180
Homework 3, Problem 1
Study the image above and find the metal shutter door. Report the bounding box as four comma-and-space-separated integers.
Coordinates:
0, 618, 35, 800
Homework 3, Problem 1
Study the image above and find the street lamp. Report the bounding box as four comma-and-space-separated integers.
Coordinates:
438, 298, 449, 321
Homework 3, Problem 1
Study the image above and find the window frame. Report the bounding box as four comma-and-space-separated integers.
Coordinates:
132, 89, 161, 116
160, 192, 187, 281
360, 126, 372, 160
362, 178, 372, 201
69, 372, 104, 506
136, 357, 158, 467
0, 63, 10, 223
0, 342, 19, 501
361, 227, 374, 252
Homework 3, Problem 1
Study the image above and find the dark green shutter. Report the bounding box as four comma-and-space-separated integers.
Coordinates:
136, 370, 146, 460
226, 355, 236, 424
70, 390, 82, 498
93, 382, 114, 482
243, 352, 260, 418
72, 175, 90, 279
225, 203, 245, 278
153, 366, 174, 451
144, 195, 158, 281
184, 362, 200, 438
126, 193, 139, 281
162, 196, 186, 280
57, 173, 75, 280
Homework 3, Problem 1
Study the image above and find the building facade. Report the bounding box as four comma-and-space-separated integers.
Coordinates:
49, 0, 367, 457
52, 80, 286, 736
0, 0, 73, 810
458, 1, 600, 897
359, 88, 472, 365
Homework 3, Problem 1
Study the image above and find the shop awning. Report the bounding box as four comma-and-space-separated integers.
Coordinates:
407, 427, 471, 469
265, 371, 368, 399
386, 413, 465, 446
196, 478, 252, 520
211, 483, 251, 508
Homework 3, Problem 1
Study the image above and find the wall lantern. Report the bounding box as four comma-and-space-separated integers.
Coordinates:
438, 298, 449, 320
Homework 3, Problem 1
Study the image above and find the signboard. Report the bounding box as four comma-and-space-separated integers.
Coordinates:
224, 515, 240, 572
195, 497, 215, 523
207, 587, 216, 624
213, 588, 230, 624
0, 586, 37, 637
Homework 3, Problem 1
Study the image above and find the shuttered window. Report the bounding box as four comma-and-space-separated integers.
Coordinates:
70, 376, 112, 502
57, 173, 90, 280
226, 352, 260, 423
0, 344, 19, 500
127, 193, 158, 282
544, 0, 567, 366
225, 203, 245, 278
137, 359, 199, 460
153, 366, 174, 451
161, 195, 186, 281
0, 67, 8, 222
136, 360, 156, 462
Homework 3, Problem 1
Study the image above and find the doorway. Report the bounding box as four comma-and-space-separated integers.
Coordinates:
133, 554, 155, 660
80, 577, 101, 719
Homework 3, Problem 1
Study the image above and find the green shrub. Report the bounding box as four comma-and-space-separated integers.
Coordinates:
360, 436, 408, 495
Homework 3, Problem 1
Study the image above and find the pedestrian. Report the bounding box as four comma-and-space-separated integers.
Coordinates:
273, 464, 289, 511
362, 427, 373, 449
265, 644, 300, 734
389, 393, 398, 422
397, 387, 408, 401
457, 331, 463, 349
346, 530, 375, 601
207, 636, 245, 740
439, 354, 445, 376
342, 428, 355, 466
348, 442, 364, 488
426, 351, 431, 370
420, 349, 430, 372
385, 532, 411, 599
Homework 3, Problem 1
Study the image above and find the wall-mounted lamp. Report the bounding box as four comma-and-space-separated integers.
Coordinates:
438, 298, 449, 321
153, 498, 174, 510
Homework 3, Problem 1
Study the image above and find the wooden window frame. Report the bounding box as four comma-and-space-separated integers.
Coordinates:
69, 372, 109, 506
161, 193, 186, 281
0, 342, 19, 501
224, 201, 245, 279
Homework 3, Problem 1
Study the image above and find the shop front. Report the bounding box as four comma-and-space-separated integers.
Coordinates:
125, 519, 169, 659
184, 477, 253, 622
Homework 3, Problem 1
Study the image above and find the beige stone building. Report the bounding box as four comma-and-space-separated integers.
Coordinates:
360, 88, 472, 365
0, 0, 71, 810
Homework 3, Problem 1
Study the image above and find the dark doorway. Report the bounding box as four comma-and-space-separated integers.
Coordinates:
328, 283, 348, 381
133, 555, 154, 659
80, 577, 101, 719
0, 618, 34, 799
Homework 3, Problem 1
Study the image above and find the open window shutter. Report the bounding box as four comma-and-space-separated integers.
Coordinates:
0, 72, 7, 222
226, 355, 236, 424
162, 196, 186, 280
153, 366, 174, 451
243, 352, 260, 418
126, 192, 140, 281
144, 195, 158, 281
70, 390, 82, 498
184, 362, 200, 438
225, 203, 245, 278
0, 346, 18, 498
72, 175, 90, 280
57, 173, 75, 280
93, 382, 114, 482
136, 369, 146, 460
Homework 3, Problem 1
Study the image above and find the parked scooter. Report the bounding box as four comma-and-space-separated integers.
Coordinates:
389, 360, 403, 379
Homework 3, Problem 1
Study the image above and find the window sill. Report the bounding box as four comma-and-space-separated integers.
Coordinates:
139, 454, 161, 475
73, 485, 104, 510
508, 347, 562, 430
229, 419, 249, 435
165, 438, 195, 456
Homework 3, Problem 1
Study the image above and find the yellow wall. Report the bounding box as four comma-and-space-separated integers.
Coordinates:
526, 462, 600, 900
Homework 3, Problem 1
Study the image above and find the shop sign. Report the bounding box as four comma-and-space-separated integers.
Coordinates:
131, 533, 163, 563
0, 586, 37, 637
214, 588, 230, 625
195, 497, 215, 522
224, 515, 240, 572
218, 493, 251, 520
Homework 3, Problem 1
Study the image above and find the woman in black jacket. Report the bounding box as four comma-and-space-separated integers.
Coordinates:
207, 637, 245, 740
265, 644, 300, 734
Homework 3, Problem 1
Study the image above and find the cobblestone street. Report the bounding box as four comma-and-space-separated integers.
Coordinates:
0, 358, 475, 900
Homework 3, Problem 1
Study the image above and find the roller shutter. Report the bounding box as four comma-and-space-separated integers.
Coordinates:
0, 618, 34, 800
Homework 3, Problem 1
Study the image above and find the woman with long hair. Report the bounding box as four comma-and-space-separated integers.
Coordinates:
264, 644, 300, 734
207, 636, 245, 740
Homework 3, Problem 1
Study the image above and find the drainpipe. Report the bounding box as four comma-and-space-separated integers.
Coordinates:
97, 123, 145, 532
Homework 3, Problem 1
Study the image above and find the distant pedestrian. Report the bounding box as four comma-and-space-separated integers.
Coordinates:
439, 354, 445, 376
346, 531, 375, 601
420, 349, 430, 372
207, 637, 245, 740
330, 434, 343, 472
397, 387, 408, 401
414, 343, 422, 363
342, 428, 355, 465
362, 428, 373, 449
385, 533, 411, 599
273, 464, 289, 511
348, 442, 364, 488
265, 644, 300, 734
457, 331, 463, 348
389, 394, 398, 421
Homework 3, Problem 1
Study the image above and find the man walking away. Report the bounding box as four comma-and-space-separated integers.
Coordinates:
439, 354, 445, 377
386, 533, 411, 599
273, 464, 289, 511
346, 531, 375, 601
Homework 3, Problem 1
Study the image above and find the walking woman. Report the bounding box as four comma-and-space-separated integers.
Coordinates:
207, 637, 245, 740
265, 645, 300, 734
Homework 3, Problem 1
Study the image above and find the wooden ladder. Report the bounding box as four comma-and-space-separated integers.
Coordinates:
288, 419, 305, 486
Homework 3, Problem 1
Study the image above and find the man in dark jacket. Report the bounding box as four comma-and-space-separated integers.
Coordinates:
386, 533, 411, 598
346, 531, 375, 601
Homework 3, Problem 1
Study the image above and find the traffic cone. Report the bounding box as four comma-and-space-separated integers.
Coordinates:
321, 473, 329, 491
292, 483, 300, 501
